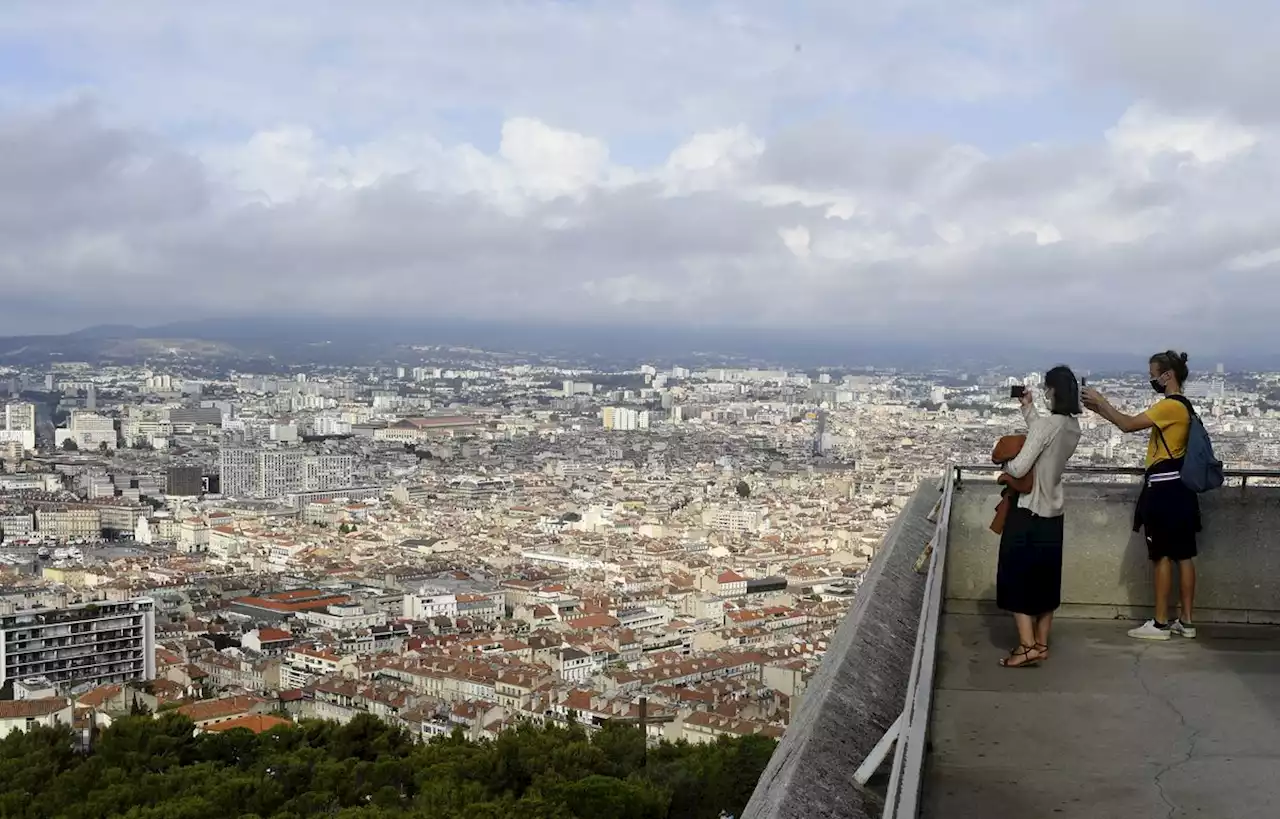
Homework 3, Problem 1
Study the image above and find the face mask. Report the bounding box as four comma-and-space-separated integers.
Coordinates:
1150, 378, 1166, 394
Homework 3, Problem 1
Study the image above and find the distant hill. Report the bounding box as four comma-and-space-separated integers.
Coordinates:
0, 315, 1257, 371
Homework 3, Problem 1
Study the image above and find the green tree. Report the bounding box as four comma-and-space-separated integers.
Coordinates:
61, 439, 79, 451
0, 708, 776, 819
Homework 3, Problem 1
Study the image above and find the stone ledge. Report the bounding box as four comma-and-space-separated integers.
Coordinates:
743, 481, 939, 819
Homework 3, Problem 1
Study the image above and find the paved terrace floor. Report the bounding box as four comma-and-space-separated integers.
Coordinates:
923, 614, 1280, 819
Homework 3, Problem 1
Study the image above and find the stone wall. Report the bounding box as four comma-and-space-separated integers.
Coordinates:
947, 480, 1280, 622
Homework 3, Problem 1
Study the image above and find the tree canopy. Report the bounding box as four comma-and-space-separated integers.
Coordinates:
0, 712, 775, 819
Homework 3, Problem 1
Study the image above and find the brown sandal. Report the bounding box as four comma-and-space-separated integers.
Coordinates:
1034, 642, 1049, 661
999, 644, 1042, 668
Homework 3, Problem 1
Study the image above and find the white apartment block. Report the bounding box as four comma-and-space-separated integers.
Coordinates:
707, 506, 768, 534
601, 407, 650, 431
4, 402, 35, 434
219, 447, 353, 498
403, 587, 459, 621
0, 429, 34, 452
55, 410, 116, 451
121, 408, 172, 447
218, 447, 258, 497
0, 597, 157, 690
3, 402, 36, 451
260, 450, 304, 497
0, 514, 34, 541
297, 603, 387, 631
552, 647, 593, 683
304, 455, 355, 491
280, 647, 353, 689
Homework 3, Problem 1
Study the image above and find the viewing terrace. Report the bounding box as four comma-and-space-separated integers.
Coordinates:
744, 466, 1280, 819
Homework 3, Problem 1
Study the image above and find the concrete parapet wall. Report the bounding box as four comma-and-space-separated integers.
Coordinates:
743, 481, 939, 819
946, 480, 1280, 622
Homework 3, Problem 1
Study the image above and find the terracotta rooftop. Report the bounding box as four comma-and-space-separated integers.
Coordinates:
0, 698, 69, 718
204, 714, 292, 734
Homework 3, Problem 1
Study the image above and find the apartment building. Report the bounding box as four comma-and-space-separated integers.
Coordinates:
280, 647, 355, 689
219, 446, 353, 498
35, 506, 101, 540
55, 410, 117, 451
404, 587, 459, 621
0, 513, 34, 541
297, 603, 387, 631
1, 403, 36, 452
0, 597, 157, 690
707, 506, 768, 534
303, 455, 355, 491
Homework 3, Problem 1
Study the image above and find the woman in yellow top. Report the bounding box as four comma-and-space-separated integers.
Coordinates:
1083, 350, 1200, 642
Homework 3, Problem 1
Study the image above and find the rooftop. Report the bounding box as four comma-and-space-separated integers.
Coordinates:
925, 613, 1280, 818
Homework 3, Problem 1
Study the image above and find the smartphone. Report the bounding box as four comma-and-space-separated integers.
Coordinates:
1081, 377, 1088, 388
1010, 385, 1026, 399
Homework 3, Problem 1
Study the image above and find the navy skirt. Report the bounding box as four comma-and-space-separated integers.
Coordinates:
996, 506, 1064, 616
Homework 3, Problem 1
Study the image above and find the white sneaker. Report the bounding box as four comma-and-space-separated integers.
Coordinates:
1171, 619, 1197, 639
1128, 620, 1171, 641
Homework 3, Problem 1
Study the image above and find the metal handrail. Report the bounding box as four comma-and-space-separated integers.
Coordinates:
881, 466, 955, 818
956, 463, 1280, 487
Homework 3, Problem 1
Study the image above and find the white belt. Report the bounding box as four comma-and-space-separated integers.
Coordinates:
1147, 472, 1181, 485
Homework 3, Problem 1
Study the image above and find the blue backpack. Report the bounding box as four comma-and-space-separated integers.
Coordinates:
1154, 395, 1224, 493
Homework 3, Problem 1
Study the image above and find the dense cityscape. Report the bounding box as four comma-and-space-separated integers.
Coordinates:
5, 1, 1280, 815
2, 348, 1276, 762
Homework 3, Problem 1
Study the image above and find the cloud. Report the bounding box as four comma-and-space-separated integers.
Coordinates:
1058, 0, 1280, 125
1, 1, 1279, 360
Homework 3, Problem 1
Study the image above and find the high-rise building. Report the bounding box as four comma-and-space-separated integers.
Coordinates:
219, 446, 352, 498
0, 597, 157, 690
260, 450, 304, 497
814, 410, 829, 456
4, 403, 35, 434
602, 407, 644, 431
303, 455, 355, 491
85, 384, 96, 411
219, 446, 258, 497
2, 402, 37, 451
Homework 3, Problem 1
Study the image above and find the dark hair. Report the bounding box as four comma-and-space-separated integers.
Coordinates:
1044, 365, 1080, 416
1150, 350, 1190, 385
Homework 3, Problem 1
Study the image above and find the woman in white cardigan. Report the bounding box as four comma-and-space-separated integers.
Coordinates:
997, 366, 1082, 668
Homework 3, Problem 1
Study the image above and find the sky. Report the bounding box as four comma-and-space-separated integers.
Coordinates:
1, 0, 1279, 359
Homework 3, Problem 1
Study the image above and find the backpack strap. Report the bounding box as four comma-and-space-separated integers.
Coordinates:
1164, 394, 1197, 418
1151, 396, 1193, 461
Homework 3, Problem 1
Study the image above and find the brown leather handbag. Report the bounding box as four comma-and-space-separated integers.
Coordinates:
990, 434, 1034, 534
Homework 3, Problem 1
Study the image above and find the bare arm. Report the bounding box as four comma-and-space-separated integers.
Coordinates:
1083, 388, 1155, 433
1093, 400, 1154, 433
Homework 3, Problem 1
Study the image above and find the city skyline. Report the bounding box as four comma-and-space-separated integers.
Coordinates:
2, 2, 1279, 351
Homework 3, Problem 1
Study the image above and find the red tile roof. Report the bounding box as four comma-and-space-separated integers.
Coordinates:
204, 714, 291, 734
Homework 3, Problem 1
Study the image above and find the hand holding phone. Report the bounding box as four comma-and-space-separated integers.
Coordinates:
1009, 385, 1026, 399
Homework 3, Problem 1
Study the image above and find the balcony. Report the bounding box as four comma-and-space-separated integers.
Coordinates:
744, 467, 1280, 819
